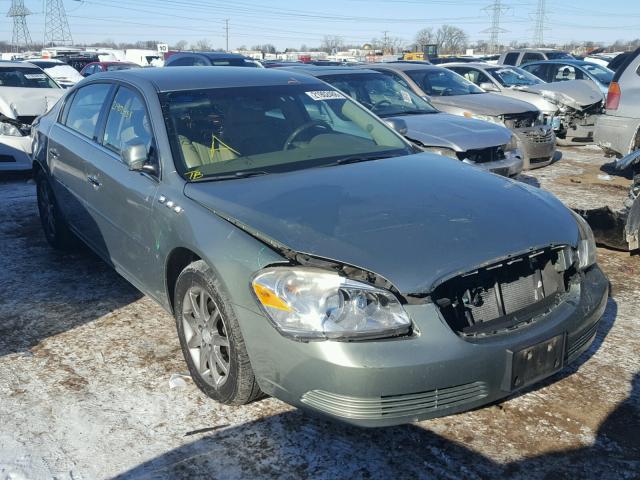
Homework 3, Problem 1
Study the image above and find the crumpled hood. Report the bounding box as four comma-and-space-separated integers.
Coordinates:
0, 87, 64, 118
430, 92, 538, 116
515, 80, 604, 110
185, 153, 578, 294
394, 112, 512, 151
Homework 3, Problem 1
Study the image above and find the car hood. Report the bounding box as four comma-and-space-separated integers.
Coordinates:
392, 112, 512, 151
430, 92, 538, 116
0, 87, 64, 118
514, 80, 604, 109
184, 153, 578, 295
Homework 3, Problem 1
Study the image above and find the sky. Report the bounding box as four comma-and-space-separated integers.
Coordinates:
2, 0, 640, 50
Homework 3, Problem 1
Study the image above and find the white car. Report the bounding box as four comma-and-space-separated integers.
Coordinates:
0, 62, 64, 171
22, 59, 84, 88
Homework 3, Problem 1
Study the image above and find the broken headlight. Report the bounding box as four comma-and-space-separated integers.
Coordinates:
251, 267, 411, 340
0, 121, 22, 137
422, 146, 458, 159
571, 211, 597, 269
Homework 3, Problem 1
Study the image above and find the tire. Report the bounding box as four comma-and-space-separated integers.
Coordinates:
174, 260, 262, 405
35, 169, 77, 250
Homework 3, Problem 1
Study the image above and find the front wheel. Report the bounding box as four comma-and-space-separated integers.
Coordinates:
174, 260, 262, 405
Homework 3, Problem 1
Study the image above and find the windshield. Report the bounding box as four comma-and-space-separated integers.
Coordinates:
405, 68, 484, 96
106, 64, 141, 71
318, 73, 438, 117
0, 67, 59, 89
487, 66, 543, 87
581, 63, 614, 85
161, 84, 412, 180
546, 52, 573, 60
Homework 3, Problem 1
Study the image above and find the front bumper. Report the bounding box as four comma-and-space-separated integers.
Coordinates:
0, 135, 32, 172
513, 125, 557, 170
463, 150, 523, 177
240, 265, 609, 427
595, 114, 640, 158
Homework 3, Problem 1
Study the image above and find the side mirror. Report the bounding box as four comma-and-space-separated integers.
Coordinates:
479, 82, 499, 92
122, 143, 149, 171
384, 118, 408, 136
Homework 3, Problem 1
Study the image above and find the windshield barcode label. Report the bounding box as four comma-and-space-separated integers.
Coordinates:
305, 90, 345, 101
24, 74, 46, 79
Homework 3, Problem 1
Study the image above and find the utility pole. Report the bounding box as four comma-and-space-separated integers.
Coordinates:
7, 0, 32, 52
44, 0, 73, 47
482, 0, 508, 54
382, 30, 389, 54
533, 0, 547, 47
224, 19, 229, 52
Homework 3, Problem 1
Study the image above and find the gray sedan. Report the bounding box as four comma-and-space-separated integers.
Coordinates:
32, 67, 608, 427
366, 63, 558, 170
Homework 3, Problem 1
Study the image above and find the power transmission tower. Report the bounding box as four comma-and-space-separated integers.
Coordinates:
44, 0, 73, 47
482, 0, 508, 54
533, 0, 547, 47
7, 0, 32, 52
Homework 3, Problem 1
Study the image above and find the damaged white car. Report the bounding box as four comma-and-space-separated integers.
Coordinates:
445, 63, 605, 145
0, 62, 64, 171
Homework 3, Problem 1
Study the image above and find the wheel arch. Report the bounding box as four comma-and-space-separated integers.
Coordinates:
165, 247, 202, 314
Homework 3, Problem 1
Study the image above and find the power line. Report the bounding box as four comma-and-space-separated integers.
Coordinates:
482, 0, 508, 53
7, 0, 32, 52
533, 0, 546, 46
45, 0, 73, 47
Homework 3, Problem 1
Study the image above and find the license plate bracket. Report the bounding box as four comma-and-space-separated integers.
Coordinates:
510, 334, 565, 390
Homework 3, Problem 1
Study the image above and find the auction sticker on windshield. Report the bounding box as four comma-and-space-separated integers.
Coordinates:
306, 91, 345, 101
24, 74, 47, 79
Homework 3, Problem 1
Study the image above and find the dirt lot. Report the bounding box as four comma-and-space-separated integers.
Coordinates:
1, 147, 639, 480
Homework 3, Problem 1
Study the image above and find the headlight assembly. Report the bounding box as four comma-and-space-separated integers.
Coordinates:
504, 133, 520, 152
463, 112, 504, 126
571, 211, 597, 269
251, 267, 411, 340
0, 121, 22, 137
421, 146, 458, 159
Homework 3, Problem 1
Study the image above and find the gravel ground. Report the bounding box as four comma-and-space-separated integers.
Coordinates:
0, 147, 639, 480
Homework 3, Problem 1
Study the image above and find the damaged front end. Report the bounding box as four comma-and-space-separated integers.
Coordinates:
517, 81, 604, 144
577, 149, 640, 251
0, 113, 34, 137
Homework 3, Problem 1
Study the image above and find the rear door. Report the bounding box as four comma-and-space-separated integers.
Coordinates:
83, 84, 161, 290
47, 82, 114, 250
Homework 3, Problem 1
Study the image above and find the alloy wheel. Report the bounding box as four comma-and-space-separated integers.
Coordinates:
182, 286, 231, 387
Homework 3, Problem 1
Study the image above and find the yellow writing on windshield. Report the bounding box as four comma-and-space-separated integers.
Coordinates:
187, 170, 203, 180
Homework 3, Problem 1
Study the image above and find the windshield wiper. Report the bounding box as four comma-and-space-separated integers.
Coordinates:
329, 154, 397, 166
193, 170, 270, 182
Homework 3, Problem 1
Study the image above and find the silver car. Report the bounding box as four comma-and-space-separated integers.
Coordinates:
595, 49, 640, 158
367, 63, 557, 170
290, 66, 523, 177
444, 63, 605, 147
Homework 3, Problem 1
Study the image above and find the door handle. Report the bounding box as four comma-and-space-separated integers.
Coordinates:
48, 148, 59, 158
87, 175, 101, 189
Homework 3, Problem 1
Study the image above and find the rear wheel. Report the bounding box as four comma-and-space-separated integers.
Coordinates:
35, 170, 76, 250
174, 260, 262, 405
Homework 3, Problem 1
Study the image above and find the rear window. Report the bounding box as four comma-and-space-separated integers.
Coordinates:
405, 68, 485, 96
503, 52, 519, 66
546, 52, 573, 60
0, 66, 59, 89
105, 64, 141, 71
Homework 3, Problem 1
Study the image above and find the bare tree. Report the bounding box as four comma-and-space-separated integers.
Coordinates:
252, 44, 276, 54
173, 40, 188, 51
414, 28, 435, 50
435, 25, 468, 54
320, 35, 344, 54
192, 39, 213, 51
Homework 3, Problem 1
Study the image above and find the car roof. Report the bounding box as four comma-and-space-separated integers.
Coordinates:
519, 59, 593, 66
282, 66, 380, 77
90, 66, 326, 92
367, 62, 440, 72
0, 61, 41, 68
170, 52, 247, 59
23, 59, 64, 64
441, 62, 496, 69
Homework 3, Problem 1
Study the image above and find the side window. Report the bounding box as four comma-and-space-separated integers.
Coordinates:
553, 65, 583, 81
450, 67, 490, 85
504, 52, 519, 65
170, 56, 194, 66
102, 86, 154, 162
64, 83, 112, 139
521, 52, 544, 64
193, 56, 209, 66
522, 64, 547, 80
376, 69, 411, 89
83, 65, 95, 76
